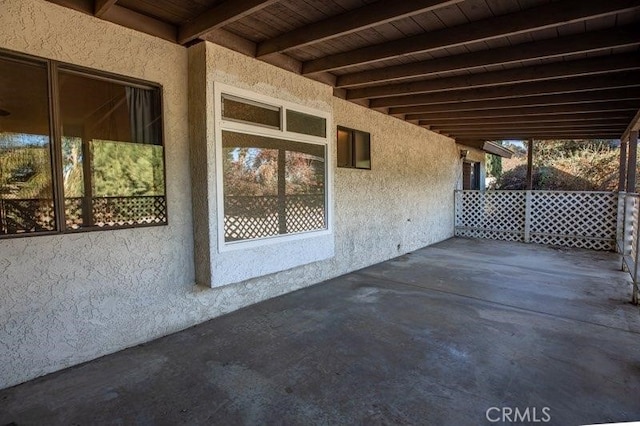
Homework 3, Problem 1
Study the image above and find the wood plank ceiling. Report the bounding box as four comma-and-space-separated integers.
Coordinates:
47, 0, 640, 146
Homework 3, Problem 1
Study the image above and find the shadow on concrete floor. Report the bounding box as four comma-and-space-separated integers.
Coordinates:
1, 238, 639, 425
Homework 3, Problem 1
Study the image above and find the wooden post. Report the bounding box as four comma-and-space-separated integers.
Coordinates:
627, 131, 638, 194
618, 140, 628, 192
526, 139, 534, 190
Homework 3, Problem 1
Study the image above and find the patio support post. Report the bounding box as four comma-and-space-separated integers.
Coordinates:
617, 140, 628, 254
618, 140, 628, 192
526, 138, 534, 190
631, 132, 640, 304
626, 131, 638, 194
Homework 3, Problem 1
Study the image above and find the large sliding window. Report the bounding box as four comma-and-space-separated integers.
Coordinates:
0, 50, 166, 238
217, 86, 329, 245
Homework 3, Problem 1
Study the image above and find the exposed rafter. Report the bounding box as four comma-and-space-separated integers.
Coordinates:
420, 114, 633, 127
433, 123, 629, 134
94, 0, 116, 18
369, 72, 640, 108
46, 0, 640, 142
347, 53, 640, 100
389, 89, 640, 115
302, 0, 640, 74
336, 25, 640, 88
402, 103, 640, 121
453, 132, 623, 139
256, 0, 462, 57
179, 0, 279, 45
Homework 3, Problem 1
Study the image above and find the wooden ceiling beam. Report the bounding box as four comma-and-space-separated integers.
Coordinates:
47, 0, 177, 41
302, 0, 640, 74
203, 29, 337, 87
99, 5, 177, 42
178, 0, 279, 45
401, 103, 640, 121
448, 129, 620, 143
94, 0, 116, 17
370, 72, 640, 108
432, 122, 630, 133
420, 114, 633, 127
347, 53, 640, 100
389, 89, 640, 115
256, 0, 462, 57
336, 25, 640, 88
47, 0, 93, 14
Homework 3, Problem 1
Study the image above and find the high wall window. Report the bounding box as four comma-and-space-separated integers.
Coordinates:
217, 87, 329, 244
337, 126, 371, 169
0, 51, 166, 238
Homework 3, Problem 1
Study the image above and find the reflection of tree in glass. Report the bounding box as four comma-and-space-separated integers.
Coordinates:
286, 152, 324, 195
223, 147, 278, 196
91, 140, 164, 197
61, 138, 164, 198
224, 147, 325, 196
61, 137, 84, 197
0, 132, 52, 199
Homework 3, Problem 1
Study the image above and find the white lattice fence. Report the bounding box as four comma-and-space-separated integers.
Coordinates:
455, 191, 526, 242
455, 190, 618, 251
529, 192, 618, 251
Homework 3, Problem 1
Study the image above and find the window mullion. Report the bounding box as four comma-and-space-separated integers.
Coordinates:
48, 61, 66, 233
277, 149, 287, 235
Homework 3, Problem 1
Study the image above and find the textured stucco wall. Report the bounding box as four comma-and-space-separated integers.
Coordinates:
1, 0, 461, 389
190, 43, 335, 287
333, 99, 460, 266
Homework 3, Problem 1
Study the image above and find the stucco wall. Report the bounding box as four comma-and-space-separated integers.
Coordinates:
1, 0, 461, 389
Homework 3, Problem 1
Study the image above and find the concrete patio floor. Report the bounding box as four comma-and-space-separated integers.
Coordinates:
1, 238, 640, 425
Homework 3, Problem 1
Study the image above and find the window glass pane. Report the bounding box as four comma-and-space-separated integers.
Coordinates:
222, 95, 280, 128
354, 131, 371, 169
337, 128, 352, 167
0, 57, 55, 235
59, 70, 166, 229
222, 130, 326, 242
286, 109, 326, 137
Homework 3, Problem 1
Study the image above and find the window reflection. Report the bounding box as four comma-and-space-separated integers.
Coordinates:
222, 131, 326, 242
0, 57, 55, 234
58, 71, 165, 229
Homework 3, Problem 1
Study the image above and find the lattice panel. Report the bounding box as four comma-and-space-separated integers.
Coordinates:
65, 198, 83, 229
286, 194, 325, 233
455, 191, 526, 242
224, 194, 325, 241
92, 196, 167, 227
529, 192, 617, 251
224, 196, 279, 241
0, 198, 55, 234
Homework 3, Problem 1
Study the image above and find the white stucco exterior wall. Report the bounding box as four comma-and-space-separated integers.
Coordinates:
1, 0, 462, 389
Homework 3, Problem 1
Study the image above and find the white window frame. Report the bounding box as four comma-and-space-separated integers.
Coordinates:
214, 83, 333, 252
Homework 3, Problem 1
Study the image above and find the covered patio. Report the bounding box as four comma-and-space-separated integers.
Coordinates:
1, 238, 638, 425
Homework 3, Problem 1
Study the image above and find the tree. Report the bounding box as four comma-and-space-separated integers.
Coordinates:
486, 154, 502, 179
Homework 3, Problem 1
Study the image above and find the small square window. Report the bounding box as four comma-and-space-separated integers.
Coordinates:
337, 126, 371, 169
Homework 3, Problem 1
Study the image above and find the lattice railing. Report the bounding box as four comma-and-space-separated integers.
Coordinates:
529, 192, 617, 251
0, 196, 167, 235
455, 190, 526, 242
455, 190, 618, 251
224, 194, 325, 241
0, 198, 56, 234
